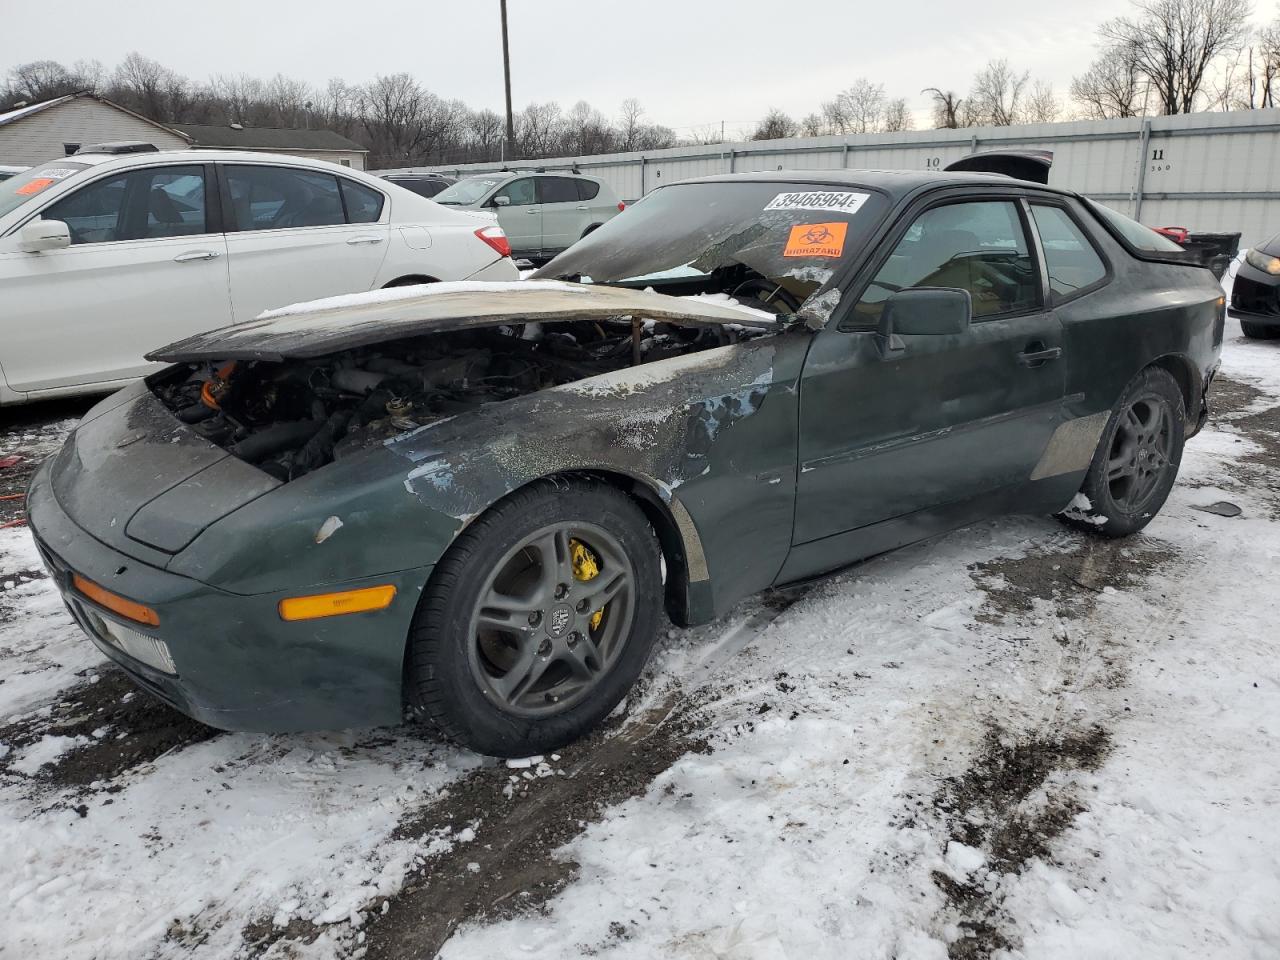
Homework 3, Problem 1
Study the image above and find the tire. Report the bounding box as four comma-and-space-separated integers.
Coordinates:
1058, 367, 1186, 538
1240, 319, 1280, 339
406, 478, 662, 757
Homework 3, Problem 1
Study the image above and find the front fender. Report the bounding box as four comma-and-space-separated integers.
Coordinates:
389, 333, 812, 620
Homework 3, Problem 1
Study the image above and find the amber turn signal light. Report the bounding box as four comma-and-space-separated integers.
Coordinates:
278, 584, 397, 621
72, 573, 160, 627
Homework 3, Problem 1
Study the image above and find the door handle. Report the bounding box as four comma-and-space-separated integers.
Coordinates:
346, 235, 384, 245
173, 250, 220, 262
526, 208, 539, 215
1017, 344, 1062, 366
576, 205, 589, 210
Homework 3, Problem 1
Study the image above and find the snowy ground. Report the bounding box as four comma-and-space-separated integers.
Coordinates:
1, 317, 1278, 960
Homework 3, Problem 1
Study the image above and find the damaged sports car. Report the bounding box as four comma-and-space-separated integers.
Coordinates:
29, 171, 1224, 756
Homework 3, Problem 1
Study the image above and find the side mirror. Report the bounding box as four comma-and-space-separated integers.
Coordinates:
878, 287, 972, 338
492, 195, 511, 207
19, 218, 71, 253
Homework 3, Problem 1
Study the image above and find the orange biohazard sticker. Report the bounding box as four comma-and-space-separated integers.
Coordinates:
16, 178, 56, 196
783, 221, 848, 258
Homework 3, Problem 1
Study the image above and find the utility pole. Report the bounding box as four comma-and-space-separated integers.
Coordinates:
500, 0, 516, 161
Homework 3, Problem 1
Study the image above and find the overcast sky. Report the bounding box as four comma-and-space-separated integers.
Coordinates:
2, 0, 1274, 133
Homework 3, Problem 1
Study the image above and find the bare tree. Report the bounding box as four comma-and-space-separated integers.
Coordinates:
515, 101, 565, 157
4, 59, 97, 105
1024, 81, 1061, 122
1071, 45, 1145, 118
923, 87, 965, 128
108, 52, 191, 121
751, 108, 798, 140
1100, 0, 1252, 114
882, 97, 914, 131
970, 59, 1029, 125
618, 98, 644, 150
832, 78, 886, 133
565, 100, 615, 155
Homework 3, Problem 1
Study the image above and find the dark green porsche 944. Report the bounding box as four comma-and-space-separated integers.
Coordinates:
29, 169, 1224, 756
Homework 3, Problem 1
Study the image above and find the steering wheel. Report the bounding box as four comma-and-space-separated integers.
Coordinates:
730, 279, 802, 315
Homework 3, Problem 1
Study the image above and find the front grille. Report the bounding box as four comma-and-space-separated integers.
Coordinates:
1233, 274, 1280, 317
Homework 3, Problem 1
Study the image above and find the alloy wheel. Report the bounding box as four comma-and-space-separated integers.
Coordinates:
1105, 395, 1174, 512
466, 522, 636, 718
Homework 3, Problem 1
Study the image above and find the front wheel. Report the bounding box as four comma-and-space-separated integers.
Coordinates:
1240, 319, 1280, 339
1058, 367, 1186, 538
406, 479, 662, 757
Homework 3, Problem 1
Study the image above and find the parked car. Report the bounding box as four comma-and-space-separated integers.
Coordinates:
431, 170, 624, 260
378, 172, 456, 198
0, 144, 516, 404
29, 169, 1223, 756
1231, 233, 1280, 338
0, 163, 27, 182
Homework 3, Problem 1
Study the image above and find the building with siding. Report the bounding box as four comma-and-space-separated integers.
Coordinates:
0, 93, 369, 171
168, 123, 369, 170
0, 92, 189, 165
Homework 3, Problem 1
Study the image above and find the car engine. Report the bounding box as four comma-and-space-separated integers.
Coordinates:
151, 320, 762, 482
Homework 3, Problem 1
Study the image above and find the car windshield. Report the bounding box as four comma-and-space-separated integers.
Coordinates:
0, 161, 91, 219
433, 176, 504, 205
533, 180, 891, 316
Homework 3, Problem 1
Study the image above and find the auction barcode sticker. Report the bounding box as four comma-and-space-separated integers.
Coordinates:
764, 191, 870, 215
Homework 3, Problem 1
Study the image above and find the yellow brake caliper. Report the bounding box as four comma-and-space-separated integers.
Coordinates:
569, 538, 605, 631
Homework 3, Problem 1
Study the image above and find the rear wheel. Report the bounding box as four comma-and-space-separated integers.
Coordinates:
1240, 319, 1280, 339
1058, 367, 1185, 538
406, 479, 662, 756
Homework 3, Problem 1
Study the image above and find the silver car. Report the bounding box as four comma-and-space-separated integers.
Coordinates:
432, 171, 624, 260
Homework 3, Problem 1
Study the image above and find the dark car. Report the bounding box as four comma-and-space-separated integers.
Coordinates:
28, 170, 1224, 756
379, 173, 456, 199
1231, 235, 1280, 338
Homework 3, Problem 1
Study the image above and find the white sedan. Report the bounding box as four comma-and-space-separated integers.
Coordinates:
0, 144, 517, 405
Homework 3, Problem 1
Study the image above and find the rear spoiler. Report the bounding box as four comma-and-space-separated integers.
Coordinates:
945, 150, 1053, 184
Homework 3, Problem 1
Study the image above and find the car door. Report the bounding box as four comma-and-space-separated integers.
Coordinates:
792, 196, 1066, 547
0, 163, 230, 394
490, 177, 540, 257
220, 164, 390, 323
536, 176, 587, 255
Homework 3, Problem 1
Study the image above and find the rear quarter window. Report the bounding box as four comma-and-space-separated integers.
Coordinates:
1085, 199, 1187, 254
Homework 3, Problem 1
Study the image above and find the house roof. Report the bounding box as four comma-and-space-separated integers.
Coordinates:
169, 123, 368, 153
0, 92, 192, 142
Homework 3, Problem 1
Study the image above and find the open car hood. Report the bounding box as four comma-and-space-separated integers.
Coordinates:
147, 280, 780, 363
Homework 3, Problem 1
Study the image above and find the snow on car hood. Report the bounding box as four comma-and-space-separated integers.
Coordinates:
147, 280, 781, 363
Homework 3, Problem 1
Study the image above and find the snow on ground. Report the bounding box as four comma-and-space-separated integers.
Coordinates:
1, 318, 1278, 960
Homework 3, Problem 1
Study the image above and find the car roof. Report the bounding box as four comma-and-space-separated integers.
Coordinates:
679, 168, 1073, 199
63, 148, 375, 174
462, 170, 602, 182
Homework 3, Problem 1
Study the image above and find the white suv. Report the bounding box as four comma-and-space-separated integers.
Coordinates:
431, 171, 624, 261
0, 144, 517, 405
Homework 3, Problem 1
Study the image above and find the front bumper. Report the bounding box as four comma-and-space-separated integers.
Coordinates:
1231, 267, 1280, 327
27, 460, 431, 733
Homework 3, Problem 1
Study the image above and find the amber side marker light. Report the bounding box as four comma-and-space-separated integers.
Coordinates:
278, 585, 397, 622
72, 573, 160, 627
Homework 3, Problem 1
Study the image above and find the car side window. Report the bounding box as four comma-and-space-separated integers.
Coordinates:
41, 166, 208, 244
42, 172, 130, 244
576, 179, 601, 201
139, 167, 207, 239
340, 179, 385, 223
854, 200, 1039, 324
538, 177, 579, 204
225, 166, 345, 231
1030, 204, 1107, 303
493, 178, 536, 206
